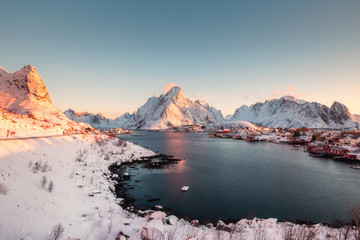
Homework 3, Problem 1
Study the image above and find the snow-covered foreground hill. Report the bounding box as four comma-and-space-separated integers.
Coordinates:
1, 134, 359, 240
0, 134, 154, 239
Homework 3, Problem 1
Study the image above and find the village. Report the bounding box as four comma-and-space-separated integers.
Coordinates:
206, 126, 360, 162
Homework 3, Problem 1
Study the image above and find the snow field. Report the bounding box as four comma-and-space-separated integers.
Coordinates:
1, 134, 360, 240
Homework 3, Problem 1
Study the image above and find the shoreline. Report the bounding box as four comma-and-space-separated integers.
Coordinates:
107, 150, 353, 229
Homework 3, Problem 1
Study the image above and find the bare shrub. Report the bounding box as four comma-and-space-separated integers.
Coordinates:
283, 223, 296, 240
337, 225, 352, 240
76, 149, 89, 162
95, 136, 109, 147
298, 224, 319, 240
32, 161, 41, 173
254, 220, 266, 240
48, 181, 54, 193
47, 224, 64, 240
0, 183, 9, 195
350, 205, 360, 240
113, 138, 124, 147
41, 162, 51, 172
41, 176, 47, 188
113, 138, 127, 148
32, 161, 51, 173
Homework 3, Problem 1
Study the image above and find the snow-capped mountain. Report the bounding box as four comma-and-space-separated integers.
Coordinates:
125, 86, 224, 129
0, 65, 89, 136
0, 65, 57, 115
230, 96, 359, 129
64, 109, 133, 129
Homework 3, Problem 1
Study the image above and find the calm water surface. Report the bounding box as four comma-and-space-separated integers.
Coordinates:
120, 131, 360, 224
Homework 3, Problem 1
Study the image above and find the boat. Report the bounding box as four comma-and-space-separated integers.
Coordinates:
181, 186, 189, 192
350, 166, 360, 170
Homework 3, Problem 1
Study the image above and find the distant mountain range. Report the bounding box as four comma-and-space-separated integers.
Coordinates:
64, 109, 132, 129
65, 87, 359, 130
230, 96, 359, 129
1, 65, 358, 130
65, 86, 225, 129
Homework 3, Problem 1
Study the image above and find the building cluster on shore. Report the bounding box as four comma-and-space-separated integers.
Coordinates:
208, 126, 360, 161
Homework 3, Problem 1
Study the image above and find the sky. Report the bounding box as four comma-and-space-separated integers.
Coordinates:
1, 0, 359, 118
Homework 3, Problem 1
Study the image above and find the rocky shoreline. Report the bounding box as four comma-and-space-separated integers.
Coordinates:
107, 152, 354, 230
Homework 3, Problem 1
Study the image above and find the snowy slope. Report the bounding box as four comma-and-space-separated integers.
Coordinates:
125, 86, 224, 129
0, 134, 154, 240
1, 134, 358, 240
64, 109, 133, 129
230, 96, 359, 129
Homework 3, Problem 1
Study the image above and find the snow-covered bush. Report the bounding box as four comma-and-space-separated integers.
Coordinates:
47, 224, 64, 240
41, 161, 51, 172
113, 138, 127, 148
0, 183, 9, 195
104, 154, 110, 161
41, 176, 47, 188
48, 181, 54, 193
75, 149, 88, 162
31, 161, 51, 173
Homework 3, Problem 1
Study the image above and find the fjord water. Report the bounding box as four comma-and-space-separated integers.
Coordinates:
120, 131, 360, 224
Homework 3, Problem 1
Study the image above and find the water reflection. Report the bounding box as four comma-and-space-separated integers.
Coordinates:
120, 131, 360, 224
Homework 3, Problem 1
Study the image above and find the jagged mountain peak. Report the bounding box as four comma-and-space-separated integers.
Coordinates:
279, 95, 306, 104
331, 101, 350, 112
165, 86, 184, 99
123, 86, 224, 129
17, 64, 36, 73
231, 96, 358, 129
0, 64, 53, 114
64, 108, 133, 129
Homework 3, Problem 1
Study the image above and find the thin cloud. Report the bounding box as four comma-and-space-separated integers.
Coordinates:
268, 85, 306, 100
237, 93, 249, 100
162, 82, 179, 94
285, 85, 295, 92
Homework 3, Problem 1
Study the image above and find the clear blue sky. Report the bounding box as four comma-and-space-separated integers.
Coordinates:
1, 0, 359, 117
